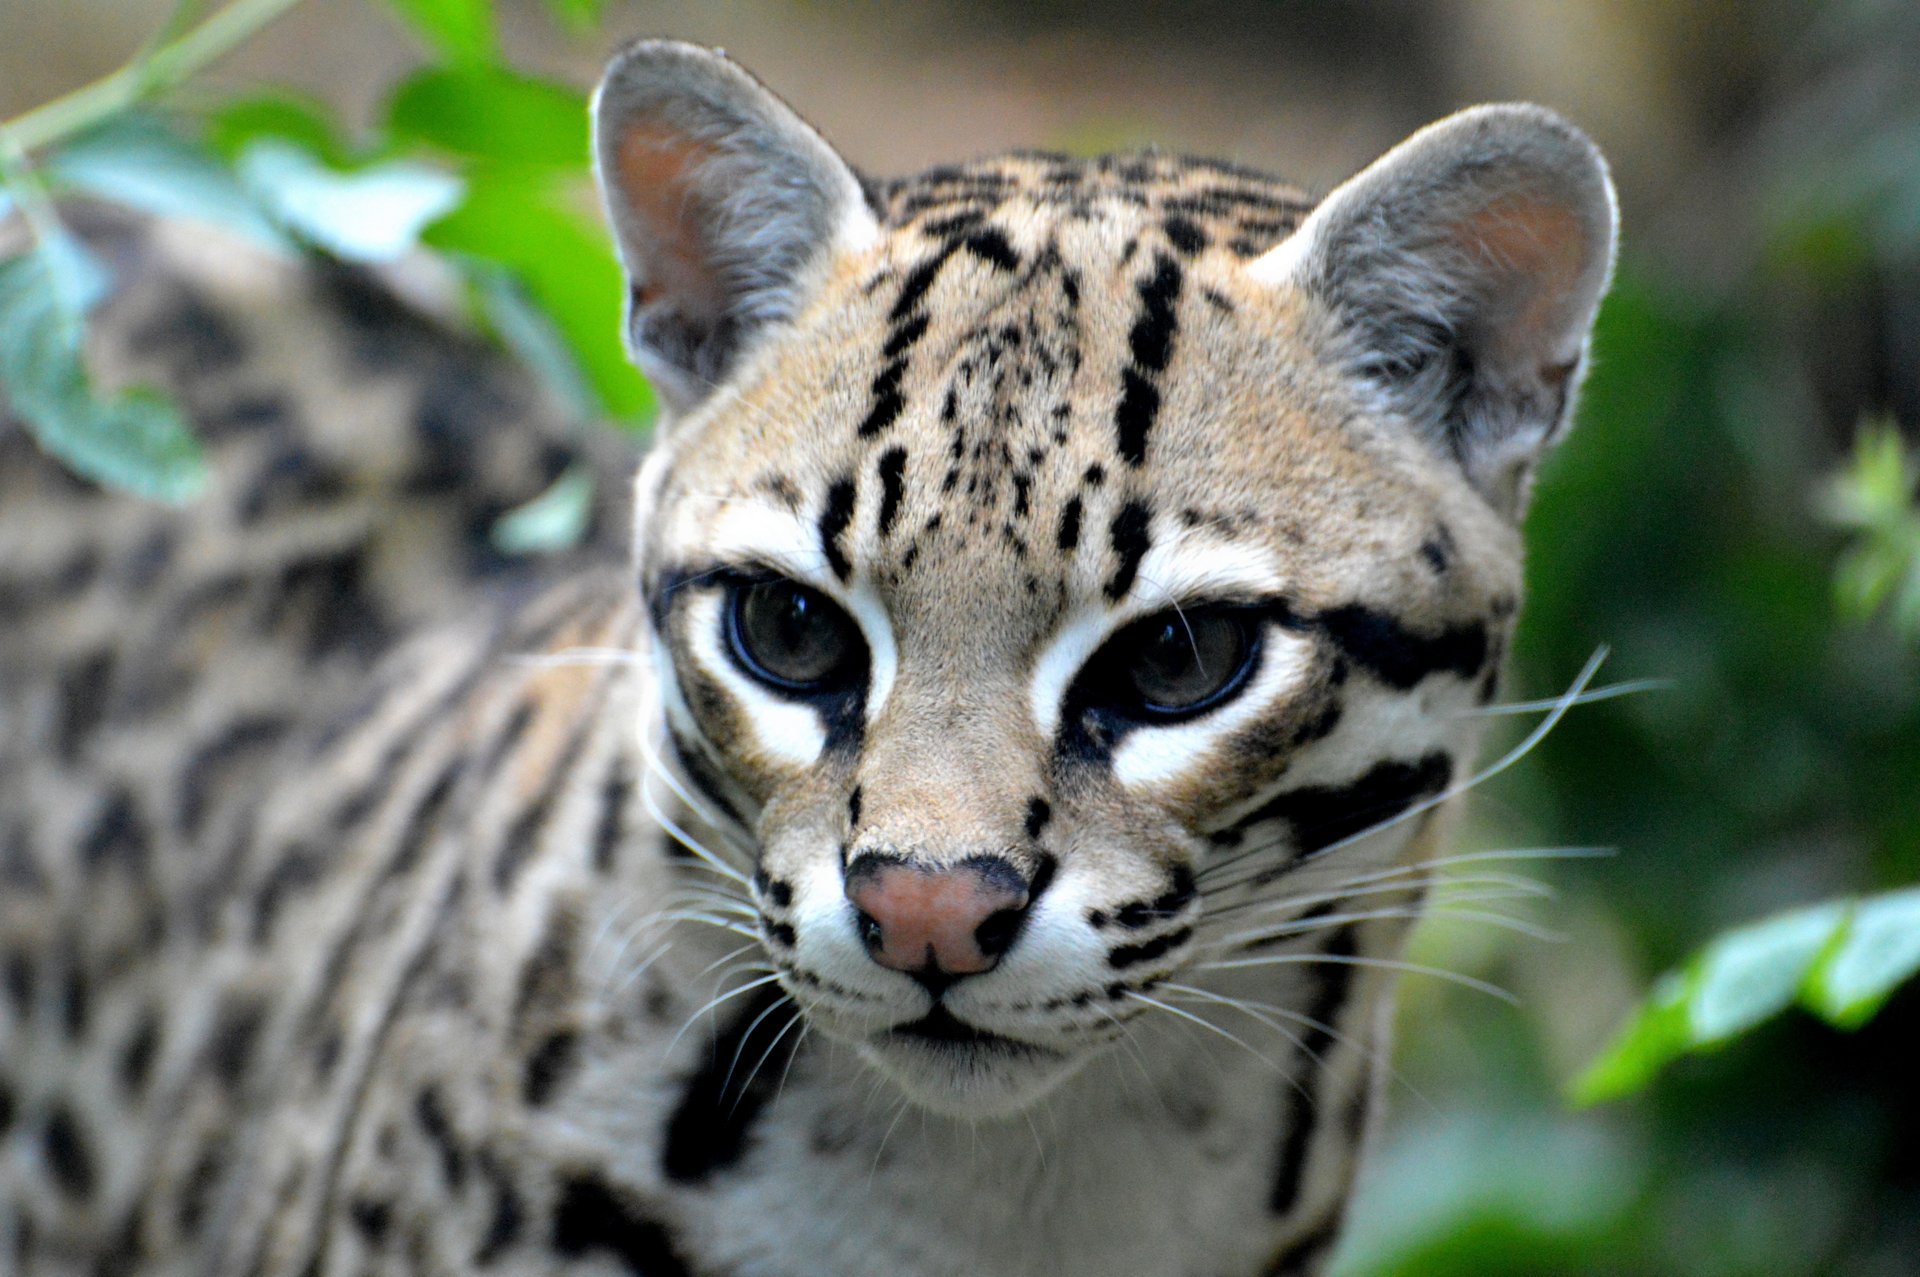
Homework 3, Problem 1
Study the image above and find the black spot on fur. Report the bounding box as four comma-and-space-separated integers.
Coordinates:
661, 982, 801, 1183
414, 1086, 467, 1190
475, 1155, 525, 1265
511, 904, 579, 1032
349, 1198, 392, 1245
875, 447, 908, 537
847, 785, 863, 830
1128, 253, 1182, 373
962, 228, 1020, 271
44, 1104, 96, 1200
592, 758, 632, 875
1104, 501, 1152, 601
551, 1173, 695, 1276
1025, 798, 1052, 840
1114, 369, 1159, 468
205, 995, 267, 1089
119, 1012, 161, 1096
818, 478, 858, 582
1316, 605, 1487, 690
179, 714, 291, 837
1163, 216, 1208, 254
523, 1030, 578, 1106
55, 649, 113, 762
80, 787, 148, 874
1057, 496, 1083, 550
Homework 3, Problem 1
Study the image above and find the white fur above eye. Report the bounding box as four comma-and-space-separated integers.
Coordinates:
1111, 624, 1317, 788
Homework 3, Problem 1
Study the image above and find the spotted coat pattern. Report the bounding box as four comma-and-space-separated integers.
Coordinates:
1, 46, 1614, 1276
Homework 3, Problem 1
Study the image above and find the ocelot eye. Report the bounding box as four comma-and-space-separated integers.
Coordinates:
1100, 607, 1260, 718
725, 577, 865, 693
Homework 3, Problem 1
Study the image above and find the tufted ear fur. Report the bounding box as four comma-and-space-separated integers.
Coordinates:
1251, 104, 1617, 516
591, 40, 881, 416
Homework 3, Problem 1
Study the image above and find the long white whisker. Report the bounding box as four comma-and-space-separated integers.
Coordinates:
666, 971, 783, 1057
1196, 951, 1519, 1005
1459, 677, 1669, 717
1198, 647, 1610, 888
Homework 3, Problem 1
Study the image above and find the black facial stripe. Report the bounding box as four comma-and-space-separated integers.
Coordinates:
1104, 500, 1152, 601
1211, 753, 1454, 859
1111, 864, 1196, 929
1114, 251, 1183, 466
875, 447, 908, 538
1314, 603, 1487, 690
1106, 926, 1192, 970
660, 981, 801, 1184
817, 478, 857, 583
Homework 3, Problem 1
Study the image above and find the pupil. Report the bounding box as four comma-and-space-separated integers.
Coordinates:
1128, 613, 1247, 711
740, 580, 848, 686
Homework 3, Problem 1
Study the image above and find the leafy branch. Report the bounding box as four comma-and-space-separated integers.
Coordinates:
3, 0, 309, 156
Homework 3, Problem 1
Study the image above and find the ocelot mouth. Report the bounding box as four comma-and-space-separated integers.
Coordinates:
888, 1006, 1049, 1057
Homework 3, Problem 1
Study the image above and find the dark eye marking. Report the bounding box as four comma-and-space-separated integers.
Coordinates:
1208, 753, 1455, 860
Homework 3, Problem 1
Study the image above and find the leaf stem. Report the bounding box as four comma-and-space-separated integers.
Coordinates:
1, 0, 309, 155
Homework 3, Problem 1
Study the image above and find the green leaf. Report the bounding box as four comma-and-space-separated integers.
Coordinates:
380, 0, 498, 65
1571, 888, 1920, 1105
491, 464, 593, 554
1686, 901, 1848, 1043
44, 113, 287, 250
205, 92, 355, 167
236, 140, 463, 262
422, 174, 652, 422
387, 67, 588, 170
0, 237, 206, 503
1805, 886, 1920, 1027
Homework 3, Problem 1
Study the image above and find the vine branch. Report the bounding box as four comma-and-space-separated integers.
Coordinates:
1, 0, 308, 155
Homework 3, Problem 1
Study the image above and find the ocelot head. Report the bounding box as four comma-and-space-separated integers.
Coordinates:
592, 42, 1615, 1115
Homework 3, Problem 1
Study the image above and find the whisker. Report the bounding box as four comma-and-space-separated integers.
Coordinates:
1195, 951, 1519, 1006
666, 971, 783, 1057
504, 646, 648, 670
607, 941, 674, 999
1123, 991, 1290, 1079
1198, 871, 1553, 927
1202, 902, 1562, 953
1197, 647, 1610, 889
1459, 677, 1669, 717
720, 993, 796, 1105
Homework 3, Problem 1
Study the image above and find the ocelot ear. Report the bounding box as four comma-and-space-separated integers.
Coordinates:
1251, 104, 1617, 516
591, 40, 881, 416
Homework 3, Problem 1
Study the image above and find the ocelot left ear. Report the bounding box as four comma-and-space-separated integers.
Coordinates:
591, 39, 881, 417
1251, 104, 1617, 517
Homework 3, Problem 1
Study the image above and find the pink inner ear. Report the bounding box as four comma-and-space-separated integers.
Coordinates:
615, 123, 723, 310
1453, 194, 1590, 356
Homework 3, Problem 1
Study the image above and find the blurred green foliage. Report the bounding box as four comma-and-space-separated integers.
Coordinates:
2, 1, 1917, 1273
0, 0, 650, 540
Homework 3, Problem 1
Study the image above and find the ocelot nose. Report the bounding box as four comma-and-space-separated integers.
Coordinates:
843, 855, 1034, 991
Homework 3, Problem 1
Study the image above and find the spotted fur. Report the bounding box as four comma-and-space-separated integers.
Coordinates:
1, 41, 1615, 1277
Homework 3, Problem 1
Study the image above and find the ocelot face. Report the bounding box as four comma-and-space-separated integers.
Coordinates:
595, 45, 1614, 1115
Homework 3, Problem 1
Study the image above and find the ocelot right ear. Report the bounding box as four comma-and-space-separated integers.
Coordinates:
591, 40, 880, 416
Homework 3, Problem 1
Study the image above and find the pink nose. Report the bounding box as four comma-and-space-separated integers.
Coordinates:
844, 856, 1032, 980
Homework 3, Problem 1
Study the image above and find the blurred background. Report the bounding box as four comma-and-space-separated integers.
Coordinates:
5, 1, 1918, 1272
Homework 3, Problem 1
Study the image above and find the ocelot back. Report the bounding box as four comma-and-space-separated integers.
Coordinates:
0, 39, 1616, 1277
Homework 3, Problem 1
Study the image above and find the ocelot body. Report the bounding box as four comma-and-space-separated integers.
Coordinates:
0, 41, 1615, 1276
